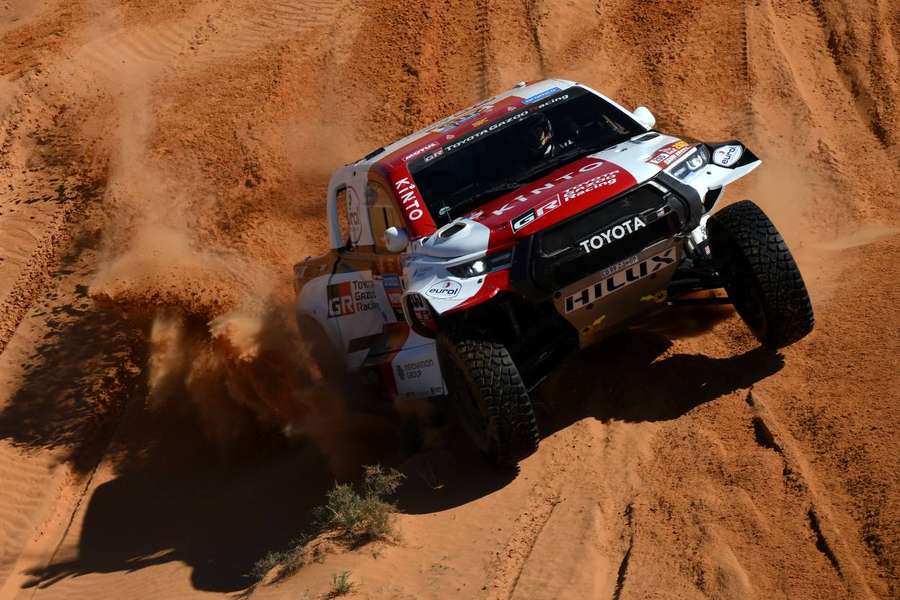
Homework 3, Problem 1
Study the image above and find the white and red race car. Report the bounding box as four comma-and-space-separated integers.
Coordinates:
293, 79, 814, 465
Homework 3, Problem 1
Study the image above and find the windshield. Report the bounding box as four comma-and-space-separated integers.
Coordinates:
408, 87, 644, 226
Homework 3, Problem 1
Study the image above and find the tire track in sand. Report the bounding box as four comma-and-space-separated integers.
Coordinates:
523, 0, 547, 77
745, 391, 878, 599
486, 417, 646, 600
0, 91, 105, 357
1, 0, 345, 354
484, 458, 565, 600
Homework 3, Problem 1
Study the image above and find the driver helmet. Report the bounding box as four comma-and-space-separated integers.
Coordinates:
520, 115, 554, 159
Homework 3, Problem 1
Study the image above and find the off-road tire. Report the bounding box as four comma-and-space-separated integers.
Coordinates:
437, 333, 539, 466
707, 200, 814, 348
297, 316, 345, 377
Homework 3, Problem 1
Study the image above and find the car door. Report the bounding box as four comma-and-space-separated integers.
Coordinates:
330, 179, 444, 399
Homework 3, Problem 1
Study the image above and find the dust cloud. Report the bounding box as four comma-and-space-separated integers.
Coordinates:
83, 64, 361, 467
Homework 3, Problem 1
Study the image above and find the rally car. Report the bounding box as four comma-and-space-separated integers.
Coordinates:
293, 79, 814, 465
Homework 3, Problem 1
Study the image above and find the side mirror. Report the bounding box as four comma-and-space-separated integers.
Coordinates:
632, 106, 656, 130
384, 226, 409, 253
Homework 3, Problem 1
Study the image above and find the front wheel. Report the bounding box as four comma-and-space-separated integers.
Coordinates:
707, 200, 814, 348
436, 333, 539, 466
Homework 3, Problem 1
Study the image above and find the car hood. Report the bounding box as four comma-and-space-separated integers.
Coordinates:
462, 133, 697, 251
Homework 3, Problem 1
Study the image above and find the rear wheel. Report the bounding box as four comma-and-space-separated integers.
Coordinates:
296, 316, 345, 380
437, 332, 539, 466
707, 200, 814, 348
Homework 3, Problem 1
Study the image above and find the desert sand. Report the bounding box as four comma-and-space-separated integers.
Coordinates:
0, 0, 897, 598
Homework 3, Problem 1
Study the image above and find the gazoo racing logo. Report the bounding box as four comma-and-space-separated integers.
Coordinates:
425, 280, 462, 299
564, 248, 676, 313
327, 280, 378, 317
579, 216, 646, 254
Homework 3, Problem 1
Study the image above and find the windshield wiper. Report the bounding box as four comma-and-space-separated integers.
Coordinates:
506, 140, 614, 186
546, 139, 616, 168
444, 181, 524, 219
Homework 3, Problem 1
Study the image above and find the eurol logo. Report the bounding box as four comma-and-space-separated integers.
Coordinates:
425, 280, 462, 298
713, 144, 743, 167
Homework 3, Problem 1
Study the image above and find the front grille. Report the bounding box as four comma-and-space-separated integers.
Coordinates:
530, 184, 683, 290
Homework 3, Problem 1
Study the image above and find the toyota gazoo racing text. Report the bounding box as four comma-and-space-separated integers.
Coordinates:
293, 79, 814, 465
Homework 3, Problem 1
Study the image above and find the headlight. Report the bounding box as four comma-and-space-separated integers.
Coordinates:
447, 250, 513, 278
669, 145, 709, 180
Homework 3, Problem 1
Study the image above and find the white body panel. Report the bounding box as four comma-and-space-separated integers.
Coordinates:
298, 266, 444, 400
299, 79, 763, 401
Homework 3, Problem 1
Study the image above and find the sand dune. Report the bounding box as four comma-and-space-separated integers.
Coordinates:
0, 1, 897, 598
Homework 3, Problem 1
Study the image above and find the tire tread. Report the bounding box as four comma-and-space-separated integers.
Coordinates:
708, 200, 815, 348
441, 334, 539, 465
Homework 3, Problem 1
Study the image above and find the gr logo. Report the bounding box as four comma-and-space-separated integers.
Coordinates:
327, 282, 355, 317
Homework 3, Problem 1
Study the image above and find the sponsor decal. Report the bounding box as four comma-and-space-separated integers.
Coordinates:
648, 140, 692, 168
482, 160, 612, 221
423, 148, 444, 163
347, 187, 363, 243
425, 280, 462, 298
597, 255, 639, 279
562, 170, 620, 202
587, 314, 607, 331
382, 273, 404, 318
432, 102, 496, 133
395, 358, 435, 381
578, 216, 646, 254
641, 290, 668, 303
383, 273, 402, 292
564, 248, 676, 313
511, 210, 535, 232
412, 304, 435, 329
712, 144, 743, 167
327, 280, 379, 317
403, 141, 439, 162
522, 86, 561, 105
533, 92, 569, 110
444, 109, 531, 154
427, 94, 573, 165
510, 194, 562, 232
393, 177, 425, 221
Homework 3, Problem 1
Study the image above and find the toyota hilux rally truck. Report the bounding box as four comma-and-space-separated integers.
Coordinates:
293, 79, 814, 465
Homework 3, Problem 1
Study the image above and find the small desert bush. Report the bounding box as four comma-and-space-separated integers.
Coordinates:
327, 570, 354, 597
250, 550, 289, 581
251, 465, 404, 582
316, 465, 405, 541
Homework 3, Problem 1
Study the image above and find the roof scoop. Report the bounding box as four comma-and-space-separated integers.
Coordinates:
419, 219, 491, 258
439, 221, 467, 239
632, 132, 660, 143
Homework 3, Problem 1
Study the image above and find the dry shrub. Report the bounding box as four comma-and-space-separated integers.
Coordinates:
251, 465, 404, 583
316, 465, 405, 541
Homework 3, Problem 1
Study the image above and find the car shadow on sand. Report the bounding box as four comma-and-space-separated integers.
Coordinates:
10, 302, 510, 594
12, 308, 782, 594
21, 433, 335, 593
395, 324, 786, 517
535, 328, 785, 434
17, 388, 515, 594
